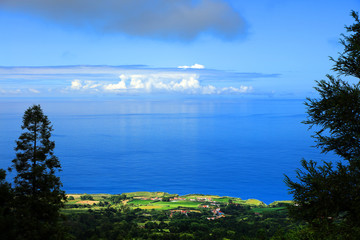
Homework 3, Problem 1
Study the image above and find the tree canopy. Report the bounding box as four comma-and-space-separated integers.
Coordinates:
285, 10, 360, 239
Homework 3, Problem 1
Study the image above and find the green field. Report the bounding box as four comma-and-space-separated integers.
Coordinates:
128, 199, 154, 205
127, 199, 202, 210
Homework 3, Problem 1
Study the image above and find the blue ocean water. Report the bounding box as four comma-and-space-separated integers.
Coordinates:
0, 97, 338, 204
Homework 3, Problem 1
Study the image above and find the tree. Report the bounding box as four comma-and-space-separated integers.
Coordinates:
330, 11, 360, 79
285, 11, 360, 238
80, 194, 94, 200
10, 104, 66, 239
0, 169, 16, 239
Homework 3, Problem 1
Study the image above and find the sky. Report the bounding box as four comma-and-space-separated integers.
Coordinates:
0, 0, 359, 98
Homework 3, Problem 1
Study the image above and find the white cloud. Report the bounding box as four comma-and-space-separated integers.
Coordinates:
70, 79, 82, 90
103, 80, 127, 91
221, 86, 253, 93
130, 78, 145, 89
178, 64, 205, 69
172, 76, 201, 91
69, 73, 253, 95
0, 88, 22, 95
70, 79, 101, 91
29, 88, 40, 93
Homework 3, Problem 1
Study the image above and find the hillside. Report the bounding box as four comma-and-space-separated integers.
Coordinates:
62, 192, 296, 239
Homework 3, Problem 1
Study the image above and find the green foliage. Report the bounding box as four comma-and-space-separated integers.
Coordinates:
304, 75, 360, 161
61, 192, 296, 239
162, 196, 170, 202
80, 194, 94, 200
10, 105, 66, 239
67, 196, 75, 200
107, 194, 126, 203
285, 11, 360, 239
222, 202, 250, 215
62, 204, 293, 239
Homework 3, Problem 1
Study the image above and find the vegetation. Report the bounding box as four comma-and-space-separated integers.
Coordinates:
61, 192, 295, 239
0, 105, 66, 239
0, 169, 15, 239
80, 194, 94, 201
285, 10, 360, 239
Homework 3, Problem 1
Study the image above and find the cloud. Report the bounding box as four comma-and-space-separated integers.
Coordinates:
0, 88, 22, 95
221, 86, 253, 93
69, 73, 253, 95
70, 79, 101, 90
70, 79, 82, 90
103, 80, 127, 91
28, 88, 40, 94
0, 65, 279, 96
0, 0, 246, 40
178, 64, 205, 69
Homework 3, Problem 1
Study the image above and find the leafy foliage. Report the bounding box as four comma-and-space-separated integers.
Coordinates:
107, 194, 127, 204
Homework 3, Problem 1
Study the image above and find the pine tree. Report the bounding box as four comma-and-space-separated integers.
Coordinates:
285, 11, 360, 239
11, 104, 66, 239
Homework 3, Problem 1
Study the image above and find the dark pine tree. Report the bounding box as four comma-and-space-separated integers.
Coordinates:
285, 11, 360, 239
11, 104, 66, 240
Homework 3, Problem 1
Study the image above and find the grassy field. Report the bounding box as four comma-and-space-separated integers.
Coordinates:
240, 199, 266, 206
127, 199, 202, 210
149, 201, 201, 210
128, 199, 154, 205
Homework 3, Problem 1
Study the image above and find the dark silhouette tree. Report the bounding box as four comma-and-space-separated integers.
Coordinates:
285, 11, 360, 238
330, 11, 360, 79
10, 104, 66, 239
0, 169, 16, 239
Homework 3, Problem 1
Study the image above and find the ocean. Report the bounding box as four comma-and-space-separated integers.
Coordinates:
0, 97, 338, 204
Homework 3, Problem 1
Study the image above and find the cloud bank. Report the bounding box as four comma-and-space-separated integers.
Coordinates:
69, 73, 253, 95
0, 65, 280, 97
0, 0, 245, 40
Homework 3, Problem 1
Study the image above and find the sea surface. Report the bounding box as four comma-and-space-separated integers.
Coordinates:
0, 97, 339, 204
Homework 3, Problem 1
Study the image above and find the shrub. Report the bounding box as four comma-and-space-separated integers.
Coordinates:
80, 194, 94, 201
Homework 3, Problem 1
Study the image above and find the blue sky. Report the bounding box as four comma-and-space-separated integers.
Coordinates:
0, 0, 359, 98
